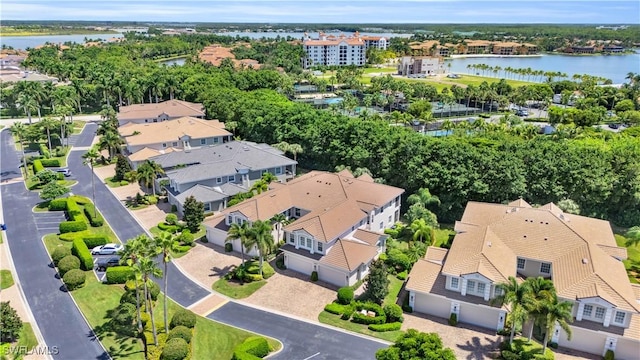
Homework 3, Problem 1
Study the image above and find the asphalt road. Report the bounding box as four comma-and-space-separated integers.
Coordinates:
209, 302, 387, 360
0, 129, 110, 360
66, 123, 210, 307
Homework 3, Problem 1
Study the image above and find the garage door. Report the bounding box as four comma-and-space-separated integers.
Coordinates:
320, 265, 347, 287
459, 303, 498, 329
208, 229, 227, 247
286, 254, 313, 275
414, 293, 450, 318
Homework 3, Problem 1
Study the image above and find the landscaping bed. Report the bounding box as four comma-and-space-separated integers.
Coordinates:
0, 269, 14, 289
212, 260, 274, 299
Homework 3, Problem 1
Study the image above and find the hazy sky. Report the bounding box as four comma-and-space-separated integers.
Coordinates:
2, 0, 638, 24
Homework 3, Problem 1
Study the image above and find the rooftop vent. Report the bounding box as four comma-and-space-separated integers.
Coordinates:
582, 258, 589, 264
487, 241, 492, 247
544, 237, 548, 241
523, 235, 527, 238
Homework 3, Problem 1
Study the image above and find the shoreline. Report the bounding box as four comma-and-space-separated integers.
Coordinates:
449, 54, 543, 59
0, 31, 119, 37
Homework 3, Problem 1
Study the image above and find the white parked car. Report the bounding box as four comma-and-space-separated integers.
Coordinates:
91, 243, 123, 255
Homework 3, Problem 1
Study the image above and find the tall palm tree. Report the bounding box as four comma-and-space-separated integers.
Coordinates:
10, 122, 28, 174
522, 277, 556, 341
250, 180, 268, 195
492, 276, 531, 344
137, 160, 164, 195
136, 256, 162, 346
625, 226, 640, 248
98, 130, 122, 159
82, 148, 100, 217
410, 218, 432, 245
541, 294, 573, 354
17, 93, 37, 124
40, 116, 56, 152
245, 220, 275, 277
226, 222, 250, 266
261, 172, 278, 184
270, 213, 287, 243
407, 188, 441, 210
154, 231, 178, 335
120, 235, 153, 338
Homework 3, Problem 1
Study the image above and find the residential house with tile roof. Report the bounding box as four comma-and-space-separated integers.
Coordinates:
118, 117, 232, 167
406, 199, 640, 359
204, 169, 403, 287
117, 99, 205, 126
153, 141, 296, 215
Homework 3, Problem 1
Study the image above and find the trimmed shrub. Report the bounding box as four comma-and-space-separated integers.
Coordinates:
111, 302, 135, 327
396, 271, 408, 280
337, 287, 354, 305
351, 312, 386, 325
59, 232, 81, 242
261, 262, 275, 279
81, 235, 108, 248
224, 243, 233, 252
59, 220, 87, 233
175, 245, 191, 253
341, 305, 355, 320
51, 246, 72, 266
324, 303, 348, 315
33, 159, 45, 173
39, 144, 50, 158
66, 198, 82, 217
158, 222, 179, 233
233, 336, 270, 358
48, 198, 68, 211
171, 204, 177, 212
604, 350, 614, 360
69, 195, 90, 205
167, 325, 192, 344
310, 270, 318, 282
56, 172, 64, 180
386, 248, 411, 272
63, 269, 86, 291
83, 203, 104, 227
106, 266, 133, 284
177, 230, 194, 246
40, 159, 61, 167
243, 273, 263, 283
165, 213, 178, 225
449, 313, 458, 326
119, 180, 128, 186
58, 255, 80, 276
384, 304, 404, 323
170, 309, 196, 329
71, 238, 93, 270
160, 338, 188, 360
368, 322, 402, 332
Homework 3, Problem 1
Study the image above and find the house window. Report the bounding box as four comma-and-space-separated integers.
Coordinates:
275, 167, 282, 175
495, 287, 504, 297
200, 139, 206, 145
162, 143, 167, 148
388, 215, 392, 223
294, 208, 301, 217
379, 222, 383, 230
317, 242, 323, 252
583, 304, 593, 317
595, 307, 606, 320
227, 216, 232, 224
228, 175, 235, 182
213, 137, 219, 143
216, 177, 223, 184
306, 238, 312, 248
450, 277, 459, 289
203, 203, 211, 211
289, 233, 294, 244
540, 263, 551, 275
517, 258, 526, 270
466, 280, 475, 293
477, 282, 486, 294
614, 311, 626, 324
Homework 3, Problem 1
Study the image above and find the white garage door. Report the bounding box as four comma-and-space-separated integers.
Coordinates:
286, 254, 313, 275
414, 293, 450, 318
459, 303, 498, 329
208, 229, 227, 247
320, 265, 347, 287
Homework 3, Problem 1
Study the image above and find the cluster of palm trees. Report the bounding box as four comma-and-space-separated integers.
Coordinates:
225, 219, 276, 277
119, 232, 180, 348
465, 64, 569, 83
96, 106, 123, 161
3, 81, 80, 124
494, 276, 573, 354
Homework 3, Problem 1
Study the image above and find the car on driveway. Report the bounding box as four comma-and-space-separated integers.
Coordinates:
95, 256, 121, 271
91, 243, 123, 255
55, 168, 72, 177
516, 109, 529, 117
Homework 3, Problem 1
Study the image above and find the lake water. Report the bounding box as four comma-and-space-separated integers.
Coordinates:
446, 52, 640, 84
213, 31, 413, 39
0, 33, 124, 50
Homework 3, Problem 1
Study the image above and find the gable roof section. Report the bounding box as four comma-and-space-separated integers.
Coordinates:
119, 117, 230, 147
118, 100, 205, 121
351, 228, 387, 247
320, 239, 379, 272
285, 200, 367, 243
128, 147, 180, 162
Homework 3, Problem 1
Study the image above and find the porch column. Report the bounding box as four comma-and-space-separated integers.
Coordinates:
460, 279, 468, 296
483, 283, 491, 301
294, 235, 299, 250
576, 302, 585, 321
603, 308, 613, 327
310, 240, 315, 255
551, 323, 561, 343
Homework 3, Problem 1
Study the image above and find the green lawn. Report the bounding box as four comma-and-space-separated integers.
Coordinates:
433, 227, 455, 248
212, 278, 267, 299
318, 311, 403, 342
0, 322, 40, 358
72, 120, 86, 134
616, 234, 640, 284
362, 67, 396, 74
384, 275, 403, 306
105, 177, 128, 188
0, 269, 14, 289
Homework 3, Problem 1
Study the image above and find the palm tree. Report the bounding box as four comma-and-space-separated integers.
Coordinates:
261, 172, 278, 184
40, 117, 56, 152
288, 143, 303, 161
522, 277, 556, 341
410, 218, 432, 245
625, 226, 640, 248
407, 188, 441, 210
98, 130, 122, 159
226, 222, 250, 266
10, 122, 28, 174
154, 231, 178, 335
250, 180, 268, 195
270, 213, 287, 243
18, 93, 37, 124
492, 276, 531, 344
245, 220, 275, 277
136, 256, 162, 346
82, 148, 100, 217
541, 294, 573, 354
120, 235, 152, 335
137, 160, 164, 195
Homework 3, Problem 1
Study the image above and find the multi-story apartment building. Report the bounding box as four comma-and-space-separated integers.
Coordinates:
397, 56, 445, 76
302, 32, 387, 68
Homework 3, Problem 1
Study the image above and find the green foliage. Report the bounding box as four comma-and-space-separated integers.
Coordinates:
114, 155, 131, 181
386, 249, 411, 273
170, 309, 197, 329
375, 329, 456, 360
368, 322, 402, 332
40, 159, 61, 167
167, 325, 192, 344
66, 198, 82, 217
32, 159, 44, 173
48, 198, 68, 211
165, 213, 178, 225
503, 339, 555, 360
160, 337, 189, 360
365, 259, 390, 304
71, 238, 93, 270
158, 222, 180, 233
384, 304, 404, 323
39, 144, 50, 158
337, 287, 354, 305
351, 311, 386, 325
63, 269, 86, 290
111, 302, 136, 327
448, 313, 458, 326
34, 169, 58, 185
105, 266, 134, 284
51, 246, 72, 266
0, 301, 22, 343
57, 255, 80, 276
324, 303, 350, 315
83, 203, 104, 227
177, 230, 194, 246
232, 336, 270, 359
604, 349, 615, 360
224, 243, 233, 252
310, 270, 318, 282
396, 271, 407, 280
81, 235, 108, 248
59, 220, 87, 233
182, 195, 205, 232
40, 181, 70, 201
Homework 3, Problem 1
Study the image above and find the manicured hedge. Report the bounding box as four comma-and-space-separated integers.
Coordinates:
170, 309, 197, 329
51, 247, 71, 266
81, 235, 108, 248
324, 303, 349, 315
158, 222, 180, 233
66, 198, 82, 217
105, 266, 133, 284
59, 220, 87, 233
83, 203, 104, 227
71, 238, 93, 270
310, 270, 318, 282
58, 255, 80, 276
231, 352, 261, 360
337, 287, 354, 305
48, 198, 68, 211
167, 325, 192, 344
160, 338, 188, 360
39, 144, 50, 158
33, 159, 44, 173
63, 269, 86, 291
59, 232, 81, 241
368, 322, 402, 332
351, 302, 386, 325
40, 159, 61, 167
233, 336, 270, 359
384, 304, 404, 323
69, 195, 90, 205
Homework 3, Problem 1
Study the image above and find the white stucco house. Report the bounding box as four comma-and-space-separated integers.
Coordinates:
406, 199, 640, 359
204, 169, 404, 287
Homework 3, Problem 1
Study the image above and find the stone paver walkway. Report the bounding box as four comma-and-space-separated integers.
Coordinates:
188, 293, 228, 316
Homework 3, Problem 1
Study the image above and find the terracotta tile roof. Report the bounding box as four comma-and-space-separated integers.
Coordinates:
425, 246, 449, 265
118, 117, 231, 147
356, 173, 374, 183
118, 100, 205, 121
320, 239, 379, 272
198, 44, 262, 69
128, 147, 180, 162
444, 201, 640, 312
406, 258, 443, 294
351, 229, 386, 247
285, 200, 367, 243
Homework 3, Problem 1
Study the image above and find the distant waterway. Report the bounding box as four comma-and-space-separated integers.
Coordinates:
447, 52, 640, 84
0, 33, 124, 50
213, 31, 413, 39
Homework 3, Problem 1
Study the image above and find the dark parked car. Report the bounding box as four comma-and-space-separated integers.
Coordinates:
608, 123, 620, 129
95, 256, 121, 271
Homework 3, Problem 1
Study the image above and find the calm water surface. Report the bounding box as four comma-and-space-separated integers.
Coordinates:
0, 33, 123, 50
